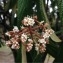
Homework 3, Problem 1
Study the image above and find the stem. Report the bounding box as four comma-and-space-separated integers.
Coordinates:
22, 44, 27, 63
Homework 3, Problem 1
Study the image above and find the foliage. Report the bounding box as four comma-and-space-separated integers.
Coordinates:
57, 0, 63, 27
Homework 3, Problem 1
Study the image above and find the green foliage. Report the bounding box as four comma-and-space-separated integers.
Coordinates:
57, 0, 63, 26
46, 38, 59, 58
16, 46, 21, 63
33, 53, 46, 63
36, 0, 44, 21
5, 0, 17, 11
9, 0, 17, 8
18, 0, 32, 28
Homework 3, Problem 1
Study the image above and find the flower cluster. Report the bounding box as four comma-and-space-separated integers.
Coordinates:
22, 17, 35, 26
5, 16, 54, 53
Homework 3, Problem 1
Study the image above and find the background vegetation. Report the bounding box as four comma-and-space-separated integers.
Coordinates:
0, 0, 63, 63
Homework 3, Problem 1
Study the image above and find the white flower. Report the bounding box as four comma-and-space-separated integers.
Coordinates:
42, 44, 46, 47
38, 39, 46, 44
15, 45, 20, 49
6, 41, 11, 45
43, 29, 53, 39
45, 29, 54, 35
28, 39, 33, 43
28, 18, 35, 26
5, 32, 11, 37
26, 43, 33, 52
21, 26, 25, 29
23, 17, 29, 26
42, 29, 54, 39
35, 43, 39, 51
35, 47, 39, 51
13, 26, 19, 32
23, 17, 35, 26
10, 38, 17, 44
26, 47, 31, 52
49, 29, 54, 34
11, 44, 20, 49
35, 43, 39, 46
40, 21, 44, 24
27, 43, 33, 48
43, 32, 50, 39
21, 33, 27, 42
11, 45, 15, 49
15, 42, 19, 45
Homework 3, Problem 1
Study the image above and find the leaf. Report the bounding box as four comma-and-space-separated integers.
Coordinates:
44, 54, 55, 63
33, 52, 47, 63
50, 33, 61, 42
18, 0, 30, 28
46, 38, 60, 57
30, 46, 37, 61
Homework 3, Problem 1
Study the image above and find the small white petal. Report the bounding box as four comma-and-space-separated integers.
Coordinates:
1, 14, 4, 19
13, 26, 19, 32
38, 39, 46, 43
40, 21, 44, 24
35, 47, 39, 51
21, 33, 27, 42
11, 45, 15, 49
23, 17, 35, 26
14, 13, 17, 18
9, 9, 12, 13
5, 32, 11, 37
28, 39, 33, 43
